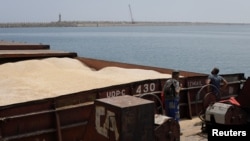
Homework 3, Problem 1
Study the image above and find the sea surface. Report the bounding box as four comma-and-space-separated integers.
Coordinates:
1, 25, 250, 77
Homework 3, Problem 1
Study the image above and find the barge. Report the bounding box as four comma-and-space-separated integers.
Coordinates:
0, 41, 247, 141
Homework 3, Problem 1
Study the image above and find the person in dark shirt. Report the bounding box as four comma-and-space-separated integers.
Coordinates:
162, 70, 182, 122
206, 67, 228, 100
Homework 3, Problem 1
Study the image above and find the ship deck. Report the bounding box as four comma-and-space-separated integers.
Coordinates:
180, 117, 207, 141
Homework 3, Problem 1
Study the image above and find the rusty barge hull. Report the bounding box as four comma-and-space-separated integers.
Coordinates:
0, 41, 246, 141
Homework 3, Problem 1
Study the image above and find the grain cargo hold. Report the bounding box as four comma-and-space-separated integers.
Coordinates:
0, 41, 246, 141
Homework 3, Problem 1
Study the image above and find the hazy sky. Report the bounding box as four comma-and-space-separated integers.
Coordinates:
1, 0, 250, 23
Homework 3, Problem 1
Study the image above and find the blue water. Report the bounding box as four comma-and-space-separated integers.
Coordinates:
1, 25, 250, 77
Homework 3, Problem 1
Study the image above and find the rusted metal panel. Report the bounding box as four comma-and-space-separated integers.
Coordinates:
84, 95, 155, 141
76, 57, 206, 77
0, 45, 50, 50
0, 50, 77, 64
57, 103, 93, 141
54, 91, 97, 108
0, 41, 50, 50
0, 107, 56, 140
236, 77, 250, 108
0, 99, 53, 117
56, 103, 92, 128
98, 84, 132, 99
184, 76, 207, 118
0, 97, 94, 141
132, 79, 162, 96
0, 99, 55, 140
132, 79, 163, 114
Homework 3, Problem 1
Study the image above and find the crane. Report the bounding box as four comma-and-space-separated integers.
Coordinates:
128, 4, 135, 24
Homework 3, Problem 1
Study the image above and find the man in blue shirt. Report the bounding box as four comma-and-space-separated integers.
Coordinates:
206, 67, 228, 100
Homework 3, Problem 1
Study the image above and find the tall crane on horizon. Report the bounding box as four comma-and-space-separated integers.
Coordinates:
128, 4, 135, 24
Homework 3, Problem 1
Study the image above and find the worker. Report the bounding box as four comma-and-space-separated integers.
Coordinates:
206, 67, 228, 100
162, 70, 182, 122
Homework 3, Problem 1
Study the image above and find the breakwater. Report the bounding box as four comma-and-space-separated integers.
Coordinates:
0, 21, 247, 28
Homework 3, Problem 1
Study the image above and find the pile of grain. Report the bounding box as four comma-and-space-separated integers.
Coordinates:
0, 57, 171, 106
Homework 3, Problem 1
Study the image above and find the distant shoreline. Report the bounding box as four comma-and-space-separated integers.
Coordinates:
0, 21, 249, 28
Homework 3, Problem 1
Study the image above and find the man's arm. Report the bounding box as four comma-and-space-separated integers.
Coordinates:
206, 78, 211, 92
221, 78, 228, 90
